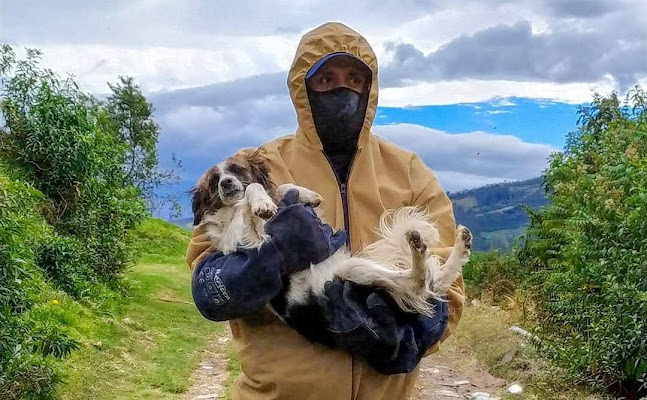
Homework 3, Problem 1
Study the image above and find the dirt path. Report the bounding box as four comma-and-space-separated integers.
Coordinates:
412, 350, 506, 399
184, 310, 509, 400
183, 333, 230, 400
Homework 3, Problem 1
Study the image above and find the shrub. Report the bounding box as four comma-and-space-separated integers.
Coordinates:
0, 45, 152, 397
0, 166, 70, 399
462, 250, 524, 302
1, 46, 147, 283
519, 87, 647, 396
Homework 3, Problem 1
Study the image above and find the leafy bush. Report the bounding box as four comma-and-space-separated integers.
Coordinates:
519, 87, 647, 396
35, 235, 94, 298
462, 250, 524, 302
0, 45, 155, 398
0, 166, 71, 399
1, 46, 147, 283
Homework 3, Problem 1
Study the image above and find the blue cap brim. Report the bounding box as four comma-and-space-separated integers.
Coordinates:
305, 52, 361, 79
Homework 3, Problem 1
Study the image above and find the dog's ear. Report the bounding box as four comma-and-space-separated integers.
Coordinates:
191, 165, 221, 226
245, 149, 275, 194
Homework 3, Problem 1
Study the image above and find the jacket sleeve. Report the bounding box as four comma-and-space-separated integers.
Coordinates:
409, 154, 465, 356
185, 224, 214, 272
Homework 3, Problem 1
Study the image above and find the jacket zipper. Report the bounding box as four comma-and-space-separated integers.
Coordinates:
339, 182, 350, 248
323, 152, 357, 251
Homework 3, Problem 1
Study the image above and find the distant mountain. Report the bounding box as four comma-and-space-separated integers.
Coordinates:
171, 177, 549, 252
170, 216, 193, 231
448, 177, 548, 252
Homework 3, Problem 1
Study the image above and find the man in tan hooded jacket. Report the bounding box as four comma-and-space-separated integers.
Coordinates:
186, 22, 464, 400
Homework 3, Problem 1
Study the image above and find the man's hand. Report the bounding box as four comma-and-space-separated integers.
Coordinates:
264, 189, 346, 275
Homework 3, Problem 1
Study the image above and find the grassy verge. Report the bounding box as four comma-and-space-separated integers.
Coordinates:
54, 219, 226, 399
224, 346, 242, 400
448, 299, 607, 400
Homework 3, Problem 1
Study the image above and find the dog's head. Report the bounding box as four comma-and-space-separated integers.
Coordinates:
190, 149, 275, 225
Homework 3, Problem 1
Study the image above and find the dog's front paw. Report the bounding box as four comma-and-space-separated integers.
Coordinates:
456, 225, 472, 256
246, 183, 277, 219
251, 198, 277, 220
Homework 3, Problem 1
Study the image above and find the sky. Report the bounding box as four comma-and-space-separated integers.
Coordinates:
2, 0, 647, 218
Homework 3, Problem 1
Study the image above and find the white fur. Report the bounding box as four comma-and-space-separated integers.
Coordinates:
198, 182, 471, 318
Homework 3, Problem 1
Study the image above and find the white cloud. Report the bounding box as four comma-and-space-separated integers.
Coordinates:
373, 124, 557, 191
6, 0, 645, 100
491, 99, 516, 107
431, 171, 515, 193
26, 39, 296, 93
162, 106, 224, 133
378, 79, 618, 106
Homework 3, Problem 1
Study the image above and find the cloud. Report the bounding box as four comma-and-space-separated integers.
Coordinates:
27, 42, 294, 93
373, 124, 556, 192
542, 0, 619, 18
381, 19, 647, 89
7, 0, 645, 102
378, 79, 617, 107
155, 94, 296, 178
150, 72, 288, 112
491, 98, 516, 107
2, 0, 439, 46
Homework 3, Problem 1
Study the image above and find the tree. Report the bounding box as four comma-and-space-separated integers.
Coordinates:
104, 76, 182, 217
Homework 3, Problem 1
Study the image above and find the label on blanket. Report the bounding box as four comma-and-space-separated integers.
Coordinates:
201, 267, 230, 305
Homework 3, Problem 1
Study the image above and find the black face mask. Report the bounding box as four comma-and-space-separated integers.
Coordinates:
308, 87, 368, 155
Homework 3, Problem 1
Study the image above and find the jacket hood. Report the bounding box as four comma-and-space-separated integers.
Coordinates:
288, 22, 378, 150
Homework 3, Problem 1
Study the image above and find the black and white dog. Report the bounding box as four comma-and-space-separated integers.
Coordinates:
190, 150, 472, 322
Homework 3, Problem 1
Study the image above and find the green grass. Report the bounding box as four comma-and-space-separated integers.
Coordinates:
53, 218, 227, 399
224, 345, 241, 400
132, 218, 194, 264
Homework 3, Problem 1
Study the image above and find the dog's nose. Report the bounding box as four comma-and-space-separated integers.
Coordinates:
221, 177, 234, 188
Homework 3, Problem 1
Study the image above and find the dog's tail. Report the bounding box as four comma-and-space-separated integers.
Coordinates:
331, 256, 439, 317
339, 206, 447, 316
360, 207, 440, 269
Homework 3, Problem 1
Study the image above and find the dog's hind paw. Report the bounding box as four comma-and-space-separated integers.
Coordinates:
298, 188, 323, 208
406, 230, 428, 254
456, 225, 472, 255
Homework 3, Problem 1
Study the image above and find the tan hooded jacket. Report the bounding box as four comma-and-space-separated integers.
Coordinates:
185, 22, 465, 400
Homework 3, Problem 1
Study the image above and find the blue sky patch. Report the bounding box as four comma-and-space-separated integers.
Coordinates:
376, 97, 582, 148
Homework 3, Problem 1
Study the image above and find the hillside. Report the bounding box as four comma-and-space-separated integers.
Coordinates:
171, 215, 194, 231
449, 177, 547, 251
54, 218, 225, 399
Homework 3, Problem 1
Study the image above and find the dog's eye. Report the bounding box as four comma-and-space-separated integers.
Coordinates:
228, 164, 245, 174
